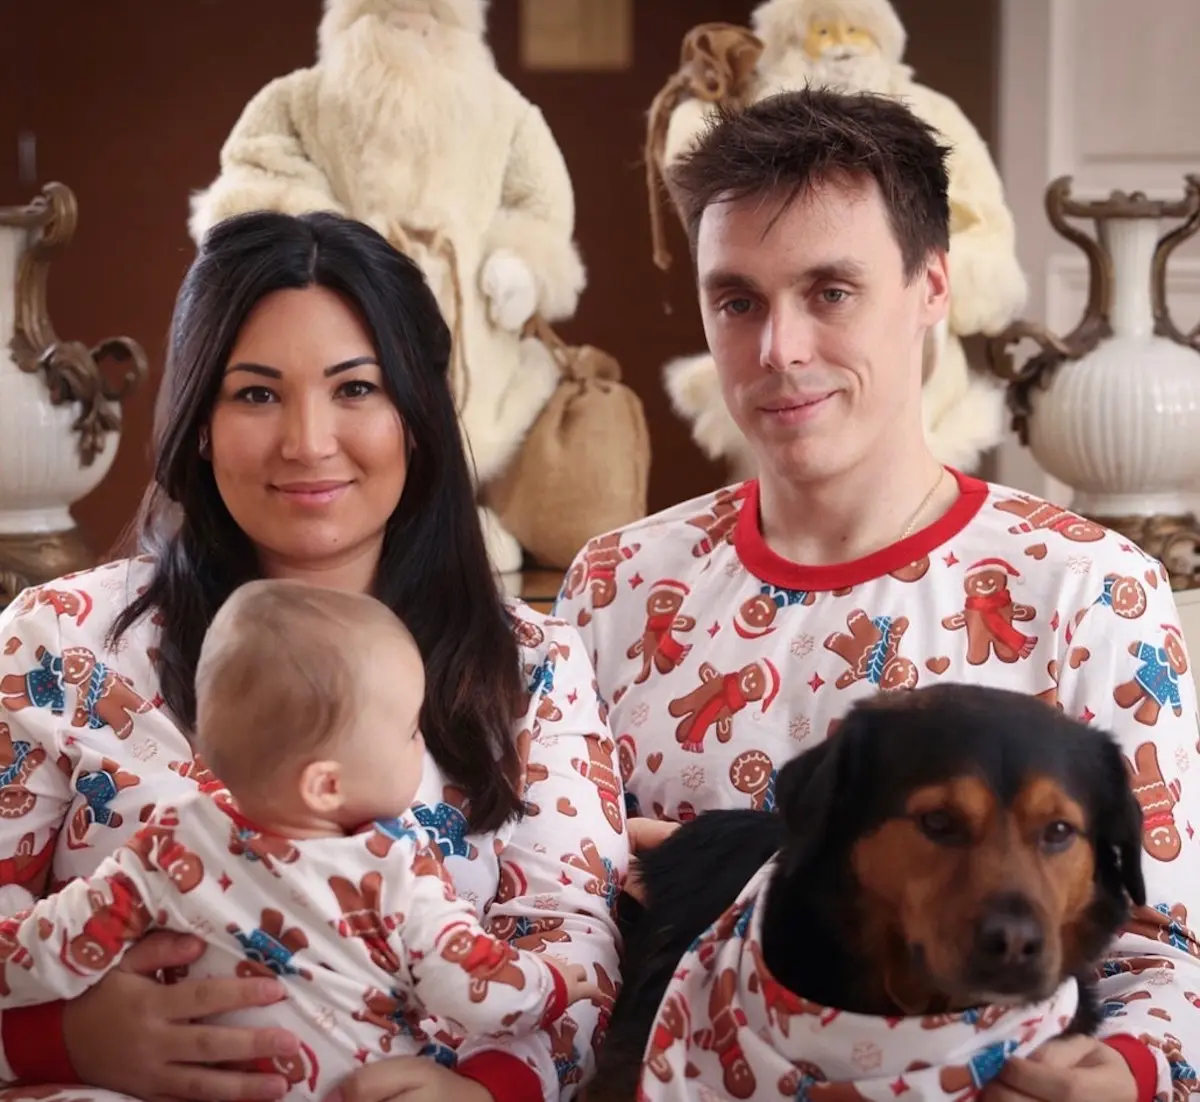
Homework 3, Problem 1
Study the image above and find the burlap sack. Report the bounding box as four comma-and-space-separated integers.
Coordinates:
484, 316, 650, 570
645, 22, 765, 271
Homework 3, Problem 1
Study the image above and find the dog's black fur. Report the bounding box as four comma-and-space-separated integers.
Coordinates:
593, 684, 1146, 1102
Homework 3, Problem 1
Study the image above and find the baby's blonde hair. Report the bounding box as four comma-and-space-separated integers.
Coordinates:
194, 579, 417, 792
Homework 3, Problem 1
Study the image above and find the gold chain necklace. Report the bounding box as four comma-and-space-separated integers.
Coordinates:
899, 468, 947, 541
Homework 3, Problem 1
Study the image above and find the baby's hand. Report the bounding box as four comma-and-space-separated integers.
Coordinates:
545, 954, 602, 1005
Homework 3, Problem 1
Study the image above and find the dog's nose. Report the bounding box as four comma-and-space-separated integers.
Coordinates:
973, 893, 1044, 967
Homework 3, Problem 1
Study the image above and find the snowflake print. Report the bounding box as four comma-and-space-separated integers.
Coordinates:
723, 557, 742, 578
188, 916, 215, 937
790, 634, 815, 658
631, 702, 651, 727
681, 765, 705, 791
1177, 744, 1191, 774
1066, 555, 1092, 574
851, 1040, 883, 1073
315, 1006, 337, 1032
789, 716, 811, 743
130, 739, 158, 763
533, 893, 561, 911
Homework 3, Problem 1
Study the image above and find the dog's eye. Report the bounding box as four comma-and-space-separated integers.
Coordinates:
1041, 821, 1078, 850
916, 810, 964, 843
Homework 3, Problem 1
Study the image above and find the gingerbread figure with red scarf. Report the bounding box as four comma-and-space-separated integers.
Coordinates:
0, 581, 600, 1096
941, 558, 1037, 665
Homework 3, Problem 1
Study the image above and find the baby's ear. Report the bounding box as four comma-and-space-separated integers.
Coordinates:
299, 759, 344, 814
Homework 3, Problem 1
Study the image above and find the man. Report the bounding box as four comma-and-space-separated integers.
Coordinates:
555, 89, 1199, 1102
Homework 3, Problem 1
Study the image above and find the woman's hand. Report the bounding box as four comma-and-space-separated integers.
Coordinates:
982, 1035, 1138, 1102
622, 817, 681, 904
327, 1057, 492, 1102
63, 931, 301, 1101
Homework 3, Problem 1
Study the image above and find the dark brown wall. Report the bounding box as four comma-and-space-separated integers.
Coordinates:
0, 0, 998, 557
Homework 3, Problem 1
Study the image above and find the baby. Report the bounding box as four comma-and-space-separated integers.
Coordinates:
0, 580, 597, 1091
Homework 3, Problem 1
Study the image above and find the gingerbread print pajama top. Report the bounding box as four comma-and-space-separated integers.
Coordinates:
0, 557, 627, 1102
0, 789, 574, 1091
557, 471, 1200, 1102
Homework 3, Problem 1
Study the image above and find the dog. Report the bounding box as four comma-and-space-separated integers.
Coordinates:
592, 683, 1145, 1101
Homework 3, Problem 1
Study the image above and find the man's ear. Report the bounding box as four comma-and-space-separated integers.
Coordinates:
774, 708, 868, 873
920, 247, 951, 327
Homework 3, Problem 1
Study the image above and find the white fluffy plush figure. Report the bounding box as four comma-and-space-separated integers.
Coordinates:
188, 0, 586, 574
659, 0, 1025, 483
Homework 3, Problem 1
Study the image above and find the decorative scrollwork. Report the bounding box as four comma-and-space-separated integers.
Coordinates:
2, 182, 149, 466
985, 176, 1116, 443
1151, 174, 1200, 351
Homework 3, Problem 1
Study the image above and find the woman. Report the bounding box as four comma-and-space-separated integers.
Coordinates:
0, 211, 626, 1102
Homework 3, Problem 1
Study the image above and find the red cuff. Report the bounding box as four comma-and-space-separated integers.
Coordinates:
539, 964, 568, 1027
1104, 1034, 1157, 1102
456, 1051, 542, 1102
2, 1001, 80, 1085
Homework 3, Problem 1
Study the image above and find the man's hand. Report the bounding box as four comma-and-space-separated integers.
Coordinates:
328, 1057, 493, 1102
982, 1035, 1138, 1102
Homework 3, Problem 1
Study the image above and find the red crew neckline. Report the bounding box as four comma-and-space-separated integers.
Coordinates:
733, 468, 989, 592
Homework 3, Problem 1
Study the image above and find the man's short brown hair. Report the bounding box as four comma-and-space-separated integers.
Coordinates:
194, 579, 416, 790
668, 86, 951, 278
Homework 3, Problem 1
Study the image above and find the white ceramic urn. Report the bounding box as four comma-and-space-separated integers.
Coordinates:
989, 176, 1200, 581
0, 182, 146, 603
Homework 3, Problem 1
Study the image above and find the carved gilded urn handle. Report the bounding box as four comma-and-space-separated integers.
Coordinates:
4, 181, 148, 466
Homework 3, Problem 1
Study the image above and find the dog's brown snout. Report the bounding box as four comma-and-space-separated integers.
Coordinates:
971, 893, 1045, 975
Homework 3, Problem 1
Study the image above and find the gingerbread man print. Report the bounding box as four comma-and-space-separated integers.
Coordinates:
941, 559, 1037, 665
228, 908, 313, 980
1126, 902, 1200, 958
668, 659, 781, 753
1114, 625, 1189, 726
438, 927, 526, 1002
627, 580, 695, 683
487, 861, 568, 949
686, 487, 742, 558
643, 991, 692, 1085
60, 873, 155, 977
329, 871, 400, 973
571, 734, 623, 834
58, 646, 154, 739
616, 734, 640, 818
562, 533, 640, 625
0, 720, 47, 819
729, 750, 776, 811
993, 494, 1106, 542
1094, 573, 1149, 619
734, 583, 816, 640
1124, 741, 1183, 861
68, 758, 141, 850
824, 610, 919, 691
692, 968, 756, 1099
124, 806, 205, 893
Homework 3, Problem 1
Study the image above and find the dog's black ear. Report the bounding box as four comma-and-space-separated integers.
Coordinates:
774, 707, 868, 873
1095, 735, 1146, 907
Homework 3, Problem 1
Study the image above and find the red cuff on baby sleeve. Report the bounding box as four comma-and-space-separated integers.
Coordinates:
456, 1051, 542, 1102
3, 1001, 80, 1085
1104, 1034, 1157, 1102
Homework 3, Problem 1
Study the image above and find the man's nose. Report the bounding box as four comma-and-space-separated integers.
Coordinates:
761, 307, 817, 372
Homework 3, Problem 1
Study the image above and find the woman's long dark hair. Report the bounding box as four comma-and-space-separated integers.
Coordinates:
111, 211, 524, 832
